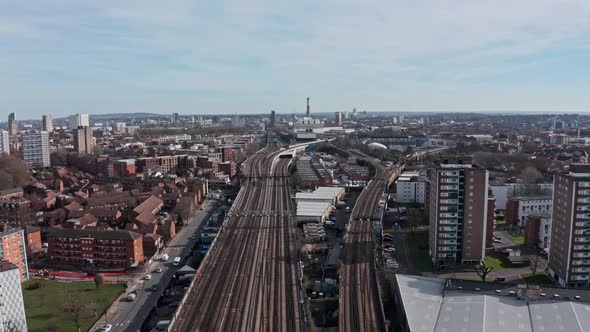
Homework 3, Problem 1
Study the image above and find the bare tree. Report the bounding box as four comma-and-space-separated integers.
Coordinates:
61, 288, 94, 332
529, 253, 544, 278
475, 260, 494, 282
520, 166, 542, 184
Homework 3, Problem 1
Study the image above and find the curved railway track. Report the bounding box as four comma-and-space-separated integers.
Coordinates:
170, 147, 304, 332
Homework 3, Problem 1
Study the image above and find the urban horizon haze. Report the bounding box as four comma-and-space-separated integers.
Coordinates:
2, 1, 590, 118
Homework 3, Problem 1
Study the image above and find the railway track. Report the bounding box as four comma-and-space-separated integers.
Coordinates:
340, 161, 394, 332
170, 147, 304, 331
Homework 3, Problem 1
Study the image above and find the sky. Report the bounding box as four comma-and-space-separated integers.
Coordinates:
2, 0, 590, 119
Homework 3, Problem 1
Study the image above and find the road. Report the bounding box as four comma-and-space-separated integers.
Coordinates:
91, 199, 214, 332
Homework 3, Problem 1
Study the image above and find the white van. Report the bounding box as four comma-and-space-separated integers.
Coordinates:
173, 257, 181, 266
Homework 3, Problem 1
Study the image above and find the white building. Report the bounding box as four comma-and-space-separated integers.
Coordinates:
0, 261, 28, 331
507, 195, 552, 227
22, 131, 50, 167
0, 130, 9, 155
295, 187, 344, 223
68, 113, 90, 129
490, 182, 553, 210
395, 171, 428, 204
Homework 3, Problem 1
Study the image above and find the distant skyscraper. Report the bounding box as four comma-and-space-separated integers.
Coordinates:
429, 157, 489, 266
68, 113, 90, 129
7, 112, 17, 136
0, 130, 9, 155
22, 131, 50, 167
74, 126, 94, 154
335, 112, 342, 126
42, 115, 53, 132
270, 110, 276, 128
172, 112, 179, 124
305, 97, 311, 117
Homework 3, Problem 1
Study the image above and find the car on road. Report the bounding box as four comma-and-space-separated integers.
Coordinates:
325, 220, 335, 226
155, 267, 163, 273
151, 285, 158, 292
345, 206, 350, 213
144, 274, 152, 280
384, 247, 396, 252
126, 291, 138, 301
100, 324, 113, 332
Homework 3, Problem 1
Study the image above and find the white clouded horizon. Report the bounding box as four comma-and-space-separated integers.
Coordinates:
1, 0, 590, 119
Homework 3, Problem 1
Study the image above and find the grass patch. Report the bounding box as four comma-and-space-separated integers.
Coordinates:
23, 279, 124, 332
485, 252, 508, 269
520, 272, 555, 285
407, 231, 433, 272
505, 233, 525, 245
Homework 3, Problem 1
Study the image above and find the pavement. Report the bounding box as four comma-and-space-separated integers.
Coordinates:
90, 200, 214, 332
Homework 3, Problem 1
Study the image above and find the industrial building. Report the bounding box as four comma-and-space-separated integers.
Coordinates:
394, 274, 590, 332
295, 187, 344, 224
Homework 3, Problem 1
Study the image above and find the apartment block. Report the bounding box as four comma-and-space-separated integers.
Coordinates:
0, 129, 9, 155
0, 261, 27, 331
0, 227, 29, 281
42, 114, 53, 132
506, 195, 552, 227
22, 131, 50, 168
429, 158, 489, 266
548, 164, 590, 287
73, 126, 94, 154
47, 228, 144, 270
68, 113, 90, 129
395, 171, 428, 204
524, 214, 552, 250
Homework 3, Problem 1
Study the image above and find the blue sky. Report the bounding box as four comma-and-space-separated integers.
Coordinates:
2, 0, 590, 119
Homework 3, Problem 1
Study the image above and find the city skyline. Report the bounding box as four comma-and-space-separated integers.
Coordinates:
2, 1, 590, 118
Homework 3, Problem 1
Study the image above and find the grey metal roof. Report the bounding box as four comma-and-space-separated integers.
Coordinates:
396, 274, 590, 332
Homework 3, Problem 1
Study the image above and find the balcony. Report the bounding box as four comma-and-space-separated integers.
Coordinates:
578, 198, 590, 204
438, 246, 456, 252
575, 237, 590, 243
570, 275, 590, 281
572, 267, 590, 273
574, 245, 590, 250
573, 252, 590, 258
440, 199, 458, 204
439, 227, 458, 232
572, 259, 590, 265
576, 214, 590, 220
439, 233, 457, 239
438, 253, 456, 258
579, 190, 590, 196
440, 185, 459, 191
439, 220, 457, 225
439, 240, 457, 245
440, 213, 458, 218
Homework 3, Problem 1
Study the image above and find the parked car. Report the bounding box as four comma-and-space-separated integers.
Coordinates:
325, 220, 335, 226
494, 277, 506, 282
151, 285, 158, 291
144, 274, 152, 280
100, 324, 113, 332
155, 267, 163, 273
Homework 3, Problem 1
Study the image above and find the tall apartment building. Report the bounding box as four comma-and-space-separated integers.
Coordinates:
548, 164, 590, 287
429, 158, 489, 266
0, 227, 29, 281
0, 261, 28, 331
68, 113, 90, 129
42, 114, 53, 132
73, 126, 94, 154
7, 112, 17, 136
0, 129, 9, 155
22, 131, 50, 168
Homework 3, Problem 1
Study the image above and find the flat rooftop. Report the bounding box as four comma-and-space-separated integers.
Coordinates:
396, 274, 590, 332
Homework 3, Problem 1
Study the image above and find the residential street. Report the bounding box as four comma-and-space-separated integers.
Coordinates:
90, 200, 214, 332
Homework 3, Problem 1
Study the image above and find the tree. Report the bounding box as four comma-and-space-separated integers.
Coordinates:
94, 274, 104, 288
61, 288, 95, 332
0, 154, 30, 190
474, 260, 494, 282
520, 166, 542, 184
50, 150, 68, 166
528, 253, 544, 281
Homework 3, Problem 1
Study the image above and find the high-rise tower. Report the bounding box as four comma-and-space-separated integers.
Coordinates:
305, 97, 310, 118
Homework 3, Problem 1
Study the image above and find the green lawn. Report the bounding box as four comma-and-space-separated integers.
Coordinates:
408, 231, 434, 272
23, 279, 124, 332
520, 272, 555, 285
496, 214, 506, 225
485, 252, 508, 269
505, 233, 525, 245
